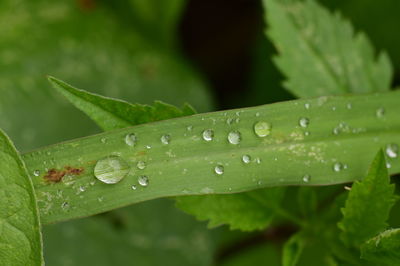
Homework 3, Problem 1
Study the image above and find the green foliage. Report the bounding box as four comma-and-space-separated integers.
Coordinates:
282, 232, 306, 266
176, 188, 286, 231
0, 129, 43, 265
264, 0, 392, 98
338, 150, 397, 248
361, 229, 400, 265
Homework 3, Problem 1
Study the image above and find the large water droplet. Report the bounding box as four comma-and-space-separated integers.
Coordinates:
94, 155, 130, 184
228, 131, 241, 145
242, 155, 251, 164
161, 134, 171, 145
125, 133, 137, 147
137, 161, 146, 170
302, 174, 311, 183
138, 175, 149, 187
299, 117, 309, 128
33, 170, 40, 177
376, 107, 385, 119
254, 121, 272, 137
202, 129, 214, 142
386, 143, 399, 158
214, 164, 224, 175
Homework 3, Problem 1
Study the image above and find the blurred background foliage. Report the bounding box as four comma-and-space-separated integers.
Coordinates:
0, 0, 399, 265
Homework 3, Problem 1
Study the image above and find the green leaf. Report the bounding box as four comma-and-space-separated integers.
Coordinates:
48, 76, 195, 131
361, 228, 400, 266
264, 0, 392, 97
51, 77, 287, 232
297, 187, 317, 218
338, 150, 397, 247
282, 232, 306, 266
0, 129, 43, 265
176, 188, 286, 231
21, 86, 400, 224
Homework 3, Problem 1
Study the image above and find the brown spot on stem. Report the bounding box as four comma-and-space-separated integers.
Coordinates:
44, 166, 84, 183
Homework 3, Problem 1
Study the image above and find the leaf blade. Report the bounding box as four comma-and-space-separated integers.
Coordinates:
264, 0, 392, 97
0, 129, 43, 265
338, 150, 397, 247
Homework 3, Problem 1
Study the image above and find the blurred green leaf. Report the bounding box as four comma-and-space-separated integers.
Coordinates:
48, 76, 195, 131
176, 188, 286, 231
282, 232, 306, 266
264, 0, 392, 98
338, 150, 397, 247
361, 228, 400, 266
0, 129, 43, 265
0, 0, 212, 151
297, 187, 317, 218
44, 199, 216, 266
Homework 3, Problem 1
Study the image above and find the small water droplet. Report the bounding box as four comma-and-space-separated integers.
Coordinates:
299, 117, 309, 128
376, 107, 385, 118
332, 106, 337, 111
386, 143, 399, 158
302, 174, 311, 183
242, 155, 251, 164
226, 118, 234, 125
254, 121, 272, 137
98, 197, 104, 202
161, 134, 171, 145
386, 162, 391, 169
79, 186, 86, 192
304, 131, 310, 136
255, 157, 261, 164
138, 175, 149, 187
202, 129, 214, 142
187, 125, 193, 131
131, 185, 137, 190
228, 131, 241, 145
137, 161, 146, 170
33, 170, 40, 177
214, 164, 224, 175
125, 133, 137, 147
333, 162, 344, 172
61, 202, 69, 210
94, 155, 130, 184
101, 138, 107, 144
145, 145, 152, 149
333, 127, 340, 135
304, 103, 310, 109
346, 103, 352, 109
255, 112, 260, 117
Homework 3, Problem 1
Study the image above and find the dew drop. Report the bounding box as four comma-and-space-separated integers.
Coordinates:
255, 158, 261, 164
79, 186, 86, 192
386, 162, 392, 169
376, 107, 385, 118
304, 103, 310, 109
333, 162, 344, 172
125, 133, 137, 147
242, 155, 251, 164
187, 125, 193, 131
386, 143, 399, 158
304, 131, 310, 136
137, 161, 146, 170
214, 164, 224, 175
33, 170, 40, 177
202, 129, 214, 142
299, 117, 309, 128
145, 145, 152, 149
131, 185, 137, 190
228, 131, 241, 145
254, 121, 272, 137
255, 112, 260, 117
161, 134, 171, 145
101, 137, 107, 144
302, 174, 311, 183
226, 118, 234, 125
346, 103, 352, 109
94, 155, 130, 184
138, 175, 149, 187
61, 202, 69, 210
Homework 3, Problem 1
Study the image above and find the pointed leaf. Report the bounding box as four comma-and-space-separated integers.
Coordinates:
0, 129, 43, 265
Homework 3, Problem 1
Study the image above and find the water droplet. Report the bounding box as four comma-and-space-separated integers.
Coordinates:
386, 162, 392, 169
98, 197, 104, 202
376, 107, 385, 118
214, 164, 224, 175
332, 106, 337, 111
202, 129, 214, 142
304, 131, 310, 136
228, 131, 241, 145
255, 158, 261, 164
161, 134, 171, 145
254, 121, 272, 137
79, 186, 86, 192
386, 143, 399, 158
101, 138, 107, 144
131, 185, 137, 190
125, 133, 137, 147
346, 103, 352, 109
255, 112, 260, 117
302, 174, 311, 183
137, 161, 146, 170
333, 127, 340, 135
187, 125, 193, 131
304, 103, 310, 109
145, 145, 152, 149
138, 175, 149, 187
61, 202, 69, 210
299, 117, 309, 128
33, 170, 40, 177
94, 155, 130, 184
242, 155, 251, 164
226, 118, 234, 125
333, 162, 344, 172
